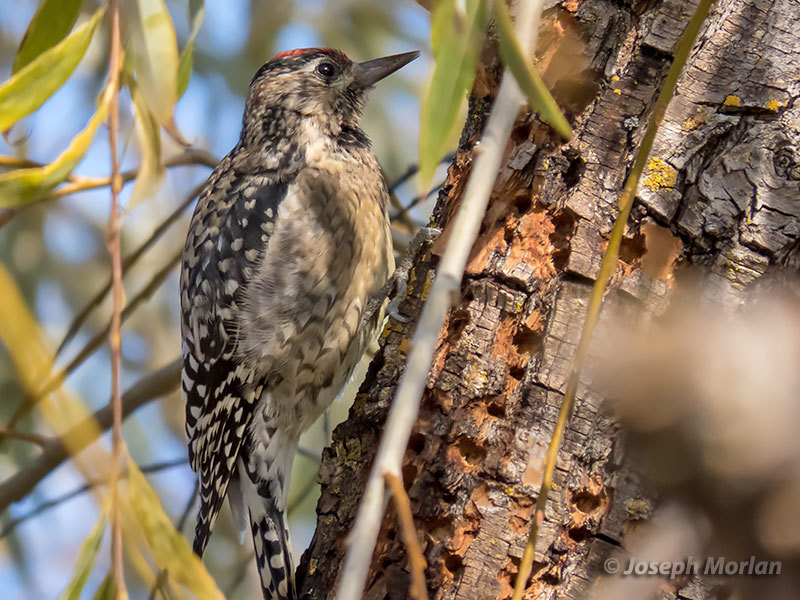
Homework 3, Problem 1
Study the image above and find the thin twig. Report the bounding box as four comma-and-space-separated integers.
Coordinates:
297, 446, 322, 464
106, 0, 126, 594
0, 150, 216, 230
53, 183, 204, 359
0, 428, 50, 448
0, 358, 180, 514
385, 473, 428, 600
336, 2, 545, 597
390, 183, 443, 224
0, 457, 189, 539
509, 1, 715, 597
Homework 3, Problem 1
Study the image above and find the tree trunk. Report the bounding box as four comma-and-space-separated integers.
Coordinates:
298, 0, 800, 598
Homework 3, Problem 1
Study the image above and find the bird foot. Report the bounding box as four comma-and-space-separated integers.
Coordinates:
364, 226, 441, 325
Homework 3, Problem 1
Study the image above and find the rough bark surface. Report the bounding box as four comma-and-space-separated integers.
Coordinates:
298, 0, 800, 598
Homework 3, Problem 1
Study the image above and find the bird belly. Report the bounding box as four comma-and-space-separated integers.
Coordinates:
240, 168, 393, 438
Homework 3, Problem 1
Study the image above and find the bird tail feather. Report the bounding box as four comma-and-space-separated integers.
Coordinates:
250, 502, 296, 600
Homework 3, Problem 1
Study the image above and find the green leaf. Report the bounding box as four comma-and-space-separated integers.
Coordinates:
419, 0, 488, 185
494, 0, 572, 140
0, 7, 105, 131
59, 513, 107, 600
12, 0, 83, 74
128, 75, 165, 210
127, 458, 223, 600
0, 82, 114, 207
129, 0, 179, 124
91, 575, 116, 600
177, 0, 205, 98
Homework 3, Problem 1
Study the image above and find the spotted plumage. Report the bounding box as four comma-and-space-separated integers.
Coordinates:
180, 47, 419, 600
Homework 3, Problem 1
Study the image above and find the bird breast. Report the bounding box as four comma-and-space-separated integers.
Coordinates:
237, 160, 393, 432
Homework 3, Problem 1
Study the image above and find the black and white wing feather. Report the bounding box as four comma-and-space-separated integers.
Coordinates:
180, 155, 287, 555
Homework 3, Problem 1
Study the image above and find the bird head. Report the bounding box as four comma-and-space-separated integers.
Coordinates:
241, 48, 419, 147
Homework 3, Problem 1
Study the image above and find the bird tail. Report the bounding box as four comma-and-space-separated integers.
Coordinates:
249, 500, 296, 600
236, 433, 298, 600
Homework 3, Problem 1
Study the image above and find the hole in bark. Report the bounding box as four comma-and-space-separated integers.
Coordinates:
549, 209, 577, 270
514, 194, 533, 214
426, 518, 454, 541
504, 226, 515, 245
445, 553, 465, 577
446, 310, 470, 343
509, 365, 526, 381
487, 401, 506, 418
513, 327, 542, 357
568, 526, 592, 543
573, 490, 602, 513
456, 438, 487, 465
402, 463, 418, 489
409, 433, 426, 455
511, 124, 530, 144
620, 232, 646, 264
541, 570, 560, 585
562, 148, 585, 188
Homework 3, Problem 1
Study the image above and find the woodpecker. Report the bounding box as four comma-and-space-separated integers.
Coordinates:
179, 48, 419, 600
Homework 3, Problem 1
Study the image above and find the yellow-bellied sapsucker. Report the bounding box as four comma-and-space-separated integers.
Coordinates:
179, 48, 418, 600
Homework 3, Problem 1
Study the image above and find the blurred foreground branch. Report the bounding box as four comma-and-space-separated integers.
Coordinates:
0, 358, 180, 514
0, 456, 189, 539
0, 149, 217, 229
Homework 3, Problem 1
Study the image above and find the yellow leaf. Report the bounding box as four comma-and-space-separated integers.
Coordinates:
126, 457, 224, 600
129, 0, 179, 125
0, 82, 115, 206
128, 75, 165, 210
59, 513, 107, 600
91, 575, 116, 600
177, 0, 205, 98
419, 0, 488, 185
0, 7, 105, 131
494, 0, 572, 139
12, 0, 83, 74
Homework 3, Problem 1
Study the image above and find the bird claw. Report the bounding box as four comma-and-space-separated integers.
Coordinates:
362, 227, 441, 327
385, 226, 440, 323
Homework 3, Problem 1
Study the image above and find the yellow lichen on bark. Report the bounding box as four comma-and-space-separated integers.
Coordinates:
641, 158, 677, 191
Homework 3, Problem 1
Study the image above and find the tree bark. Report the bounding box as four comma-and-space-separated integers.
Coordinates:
298, 0, 800, 598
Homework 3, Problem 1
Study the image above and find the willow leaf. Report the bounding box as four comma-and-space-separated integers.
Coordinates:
177, 0, 205, 98
127, 458, 223, 600
0, 82, 114, 207
59, 513, 107, 600
494, 0, 571, 139
129, 0, 179, 124
419, 0, 488, 185
0, 7, 105, 131
12, 0, 83, 74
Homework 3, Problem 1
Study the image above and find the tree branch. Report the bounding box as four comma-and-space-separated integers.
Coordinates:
0, 457, 189, 539
385, 473, 428, 600
54, 182, 204, 358
8, 250, 182, 428
0, 150, 217, 230
0, 358, 181, 515
336, 1, 545, 597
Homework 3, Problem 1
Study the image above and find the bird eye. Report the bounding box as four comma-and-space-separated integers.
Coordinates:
316, 62, 337, 79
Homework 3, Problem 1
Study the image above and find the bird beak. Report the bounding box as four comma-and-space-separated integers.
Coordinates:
355, 51, 420, 88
